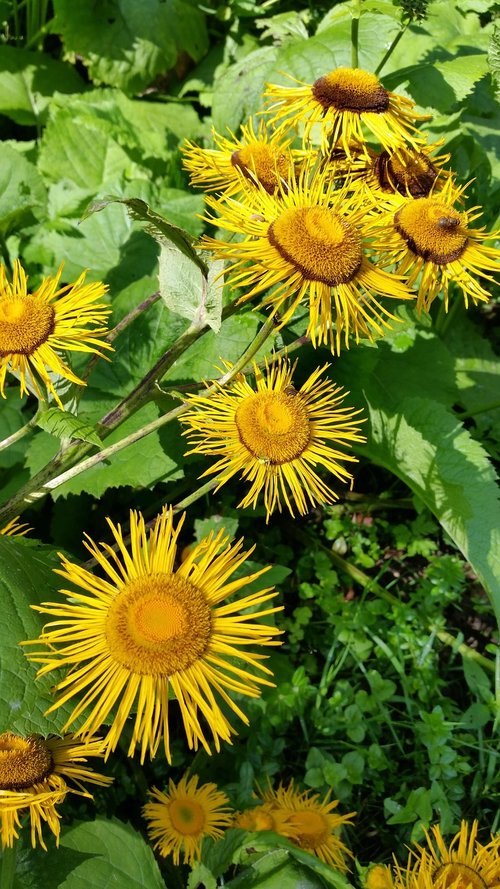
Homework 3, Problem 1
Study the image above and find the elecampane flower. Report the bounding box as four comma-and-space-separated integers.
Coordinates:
24, 508, 282, 763
234, 802, 291, 835
0, 260, 112, 407
182, 118, 295, 197
392, 821, 500, 889
365, 864, 395, 889
143, 773, 232, 865
367, 142, 451, 199
0, 516, 30, 537
261, 780, 355, 871
0, 732, 111, 849
182, 356, 366, 520
264, 67, 429, 156
202, 168, 412, 353
367, 179, 500, 312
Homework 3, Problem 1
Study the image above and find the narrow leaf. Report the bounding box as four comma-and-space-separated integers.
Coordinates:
36, 408, 103, 446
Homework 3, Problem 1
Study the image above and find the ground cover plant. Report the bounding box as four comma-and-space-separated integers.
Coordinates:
0, 0, 499, 887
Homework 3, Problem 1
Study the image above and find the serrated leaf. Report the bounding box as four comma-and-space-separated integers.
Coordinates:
15, 818, 164, 889
36, 409, 103, 446
53, 0, 208, 94
159, 245, 223, 332
0, 45, 85, 127
488, 25, 500, 97
0, 143, 47, 237
0, 537, 81, 735
84, 196, 207, 273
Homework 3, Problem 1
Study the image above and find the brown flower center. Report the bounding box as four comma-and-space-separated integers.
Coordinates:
235, 390, 311, 465
374, 149, 438, 197
394, 199, 468, 263
0, 296, 55, 357
231, 144, 289, 193
268, 206, 362, 285
169, 798, 206, 836
312, 67, 389, 113
105, 573, 212, 676
287, 810, 330, 850
434, 863, 487, 889
0, 733, 54, 790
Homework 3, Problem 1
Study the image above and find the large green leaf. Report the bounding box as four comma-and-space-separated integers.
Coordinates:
0, 143, 47, 237
331, 319, 500, 624
0, 537, 79, 735
13, 818, 164, 889
0, 45, 85, 126
53, 0, 208, 93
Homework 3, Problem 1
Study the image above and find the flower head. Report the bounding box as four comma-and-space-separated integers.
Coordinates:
24, 508, 282, 763
365, 864, 395, 889
182, 356, 365, 520
261, 780, 355, 870
0, 732, 111, 849
182, 118, 295, 197
264, 67, 429, 156
143, 773, 232, 865
367, 179, 500, 312
0, 516, 31, 537
0, 261, 112, 407
368, 142, 451, 198
234, 801, 291, 834
392, 821, 500, 889
202, 168, 411, 352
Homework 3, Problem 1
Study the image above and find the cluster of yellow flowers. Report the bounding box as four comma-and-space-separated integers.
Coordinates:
0, 60, 498, 873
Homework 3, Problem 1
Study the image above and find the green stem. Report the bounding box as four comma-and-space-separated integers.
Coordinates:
287, 525, 496, 673
0, 412, 39, 452
175, 477, 221, 511
351, 0, 362, 69
0, 313, 277, 517
0, 234, 12, 275
434, 293, 463, 337
456, 400, 500, 421
374, 22, 408, 76
0, 844, 16, 889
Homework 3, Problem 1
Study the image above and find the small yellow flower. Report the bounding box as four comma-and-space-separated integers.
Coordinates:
0, 516, 31, 537
367, 179, 500, 312
264, 67, 429, 156
367, 142, 451, 199
0, 732, 111, 849
392, 821, 500, 889
0, 260, 112, 407
182, 118, 295, 197
143, 773, 232, 866
24, 508, 282, 763
261, 780, 355, 870
202, 167, 411, 353
182, 356, 366, 520
365, 863, 395, 889
234, 801, 291, 834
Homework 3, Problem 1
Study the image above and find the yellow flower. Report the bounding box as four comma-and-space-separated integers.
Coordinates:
24, 508, 282, 763
261, 780, 355, 870
365, 864, 395, 889
0, 732, 111, 849
264, 67, 429, 156
202, 168, 411, 353
234, 801, 291, 834
0, 516, 31, 537
182, 356, 365, 520
367, 178, 500, 312
182, 118, 295, 197
367, 142, 451, 199
0, 260, 112, 408
392, 821, 500, 889
143, 773, 232, 866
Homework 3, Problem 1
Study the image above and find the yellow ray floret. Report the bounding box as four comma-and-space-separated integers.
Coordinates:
0, 732, 111, 850
182, 117, 297, 197
366, 178, 500, 312
0, 516, 31, 537
143, 773, 233, 865
263, 67, 430, 156
0, 260, 112, 407
182, 356, 366, 521
392, 821, 500, 889
260, 779, 355, 870
202, 167, 412, 353
23, 508, 283, 763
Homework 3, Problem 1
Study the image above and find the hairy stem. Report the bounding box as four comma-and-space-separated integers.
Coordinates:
0, 412, 39, 453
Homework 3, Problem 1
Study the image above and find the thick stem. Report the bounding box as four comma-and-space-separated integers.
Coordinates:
374, 22, 408, 77
351, 0, 362, 69
0, 845, 16, 889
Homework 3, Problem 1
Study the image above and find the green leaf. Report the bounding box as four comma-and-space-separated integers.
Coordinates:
36, 409, 103, 446
0, 537, 79, 735
159, 245, 223, 332
229, 833, 352, 889
385, 54, 490, 112
16, 818, 164, 889
53, 0, 208, 94
0, 45, 85, 126
84, 195, 207, 272
488, 24, 500, 98
0, 143, 47, 237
